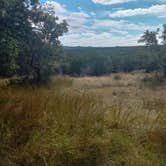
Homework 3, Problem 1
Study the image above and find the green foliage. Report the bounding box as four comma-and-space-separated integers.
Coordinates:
161, 24, 166, 45
0, 0, 68, 83
138, 26, 166, 77
138, 29, 159, 47
0, 35, 20, 76
62, 46, 163, 76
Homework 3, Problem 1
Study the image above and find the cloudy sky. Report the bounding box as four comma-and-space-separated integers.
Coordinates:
41, 0, 166, 47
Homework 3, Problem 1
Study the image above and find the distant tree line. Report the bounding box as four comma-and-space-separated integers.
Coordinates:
0, 0, 68, 83
61, 25, 166, 76
61, 46, 163, 76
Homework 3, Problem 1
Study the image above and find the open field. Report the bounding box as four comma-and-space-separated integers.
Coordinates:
0, 73, 166, 166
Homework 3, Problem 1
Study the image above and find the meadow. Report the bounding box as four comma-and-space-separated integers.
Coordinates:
0, 72, 166, 166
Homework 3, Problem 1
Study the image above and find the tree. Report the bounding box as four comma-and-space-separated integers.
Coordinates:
0, 0, 32, 76
0, 0, 68, 83
138, 29, 159, 48
161, 24, 166, 45
0, 0, 40, 77
23, 6, 68, 83
159, 25, 166, 77
138, 26, 166, 77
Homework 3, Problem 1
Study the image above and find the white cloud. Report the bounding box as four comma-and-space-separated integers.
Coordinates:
109, 4, 166, 17
92, 19, 159, 31
110, 29, 128, 35
91, 0, 135, 5
60, 32, 141, 47
42, 1, 90, 33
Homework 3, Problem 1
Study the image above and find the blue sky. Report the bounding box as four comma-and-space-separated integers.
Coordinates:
41, 0, 166, 47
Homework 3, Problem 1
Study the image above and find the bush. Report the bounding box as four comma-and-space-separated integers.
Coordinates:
141, 73, 166, 87
113, 74, 122, 80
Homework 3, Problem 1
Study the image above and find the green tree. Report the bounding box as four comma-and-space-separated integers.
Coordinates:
138, 26, 166, 77
138, 29, 159, 48
159, 25, 166, 77
0, 0, 68, 83
24, 6, 68, 83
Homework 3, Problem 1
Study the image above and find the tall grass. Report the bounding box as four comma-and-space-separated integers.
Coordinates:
0, 75, 166, 166
0, 81, 109, 166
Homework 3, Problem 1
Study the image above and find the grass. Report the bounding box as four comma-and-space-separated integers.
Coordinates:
0, 73, 166, 165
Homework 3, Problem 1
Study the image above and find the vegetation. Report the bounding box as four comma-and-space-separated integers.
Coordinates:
0, 0, 68, 83
0, 74, 166, 165
138, 25, 166, 77
62, 46, 153, 76
62, 45, 165, 76
1, 1, 166, 165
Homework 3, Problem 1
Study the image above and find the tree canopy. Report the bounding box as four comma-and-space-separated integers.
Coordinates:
138, 25, 166, 77
0, 0, 68, 83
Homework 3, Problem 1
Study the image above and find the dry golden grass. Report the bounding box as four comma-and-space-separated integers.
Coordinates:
0, 73, 166, 166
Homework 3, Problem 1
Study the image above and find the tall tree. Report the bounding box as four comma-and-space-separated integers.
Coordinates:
159, 25, 166, 76
0, 0, 68, 83
138, 26, 166, 77
138, 29, 159, 48
20, 5, 68, 83
161, 24, 166, 45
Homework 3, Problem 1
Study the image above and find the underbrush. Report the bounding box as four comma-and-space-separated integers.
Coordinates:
0, 76, 166, 165
141, 72, 166, 88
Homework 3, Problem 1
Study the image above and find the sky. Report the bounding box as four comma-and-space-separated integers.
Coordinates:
41, 0, 166, 47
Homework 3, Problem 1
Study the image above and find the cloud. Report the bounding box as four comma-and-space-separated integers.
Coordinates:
110, 29, 128, 35
91, 0, 135, 5
92, 19, 159, 31
42, 1, 90, 33
60, 32, 141, 47
109, 4, 166, 17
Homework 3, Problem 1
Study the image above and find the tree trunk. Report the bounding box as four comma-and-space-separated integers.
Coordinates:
164, 65, 166, 77
36, 67, 41, 84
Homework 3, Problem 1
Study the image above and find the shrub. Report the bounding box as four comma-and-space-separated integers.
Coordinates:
141, 72, 166, 87
113, 74, 122, 80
